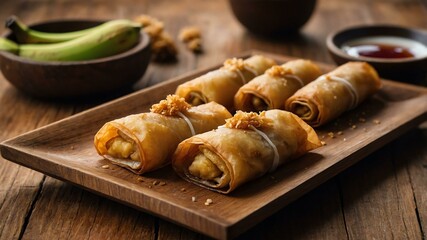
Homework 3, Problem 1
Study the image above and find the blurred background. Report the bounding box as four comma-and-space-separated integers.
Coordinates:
1, 0, 426, 92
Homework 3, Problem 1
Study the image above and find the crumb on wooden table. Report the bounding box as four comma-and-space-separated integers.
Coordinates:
151, 32, 178, 62
134, 14, 178, 62
204, 198, 213, 206
179, 26, 203, 53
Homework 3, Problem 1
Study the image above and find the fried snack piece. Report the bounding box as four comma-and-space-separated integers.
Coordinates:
175, 55, 276, 110
285, 62, 381, 127
172, 110, 321, 194
234, 59, 322, 112
94, 95, 232, 174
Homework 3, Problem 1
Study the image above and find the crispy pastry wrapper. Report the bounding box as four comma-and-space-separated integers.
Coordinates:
285, 62, 381, 127
172, 110, 321, 194
234, 59, 322, 112
94, 95, 232, 174
175, 55, 276, 110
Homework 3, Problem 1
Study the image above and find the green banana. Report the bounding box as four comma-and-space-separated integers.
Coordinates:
0, 20, 141, 61
6, 16, 138, 44
0, 38, 19, 54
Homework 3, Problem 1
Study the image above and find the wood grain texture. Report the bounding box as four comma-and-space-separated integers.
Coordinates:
22, 177, 156, 240
395, 129, 427, 237
0, 0, 426, 239
1, 53, 427, 239
339, 148, 421, 239
237, 179, 348, 240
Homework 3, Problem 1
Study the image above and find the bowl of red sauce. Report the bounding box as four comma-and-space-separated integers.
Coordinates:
327, 25, 427, 84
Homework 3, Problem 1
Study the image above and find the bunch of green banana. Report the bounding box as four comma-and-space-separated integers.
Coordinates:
6, 16, 120, 44
0, 17, 141, 61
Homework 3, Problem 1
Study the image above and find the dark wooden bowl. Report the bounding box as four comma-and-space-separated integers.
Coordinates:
228, 0, 317, 36
327, 25, 427, 84
0, 19, 151, 99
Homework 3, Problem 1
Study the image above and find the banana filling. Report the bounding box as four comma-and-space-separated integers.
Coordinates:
106, 135, 139, 161
189, 154, 222, 179
188, 148, 230, 187
294, 103, 311, 118
250, 95, 268, 112
187, 92, 206, 106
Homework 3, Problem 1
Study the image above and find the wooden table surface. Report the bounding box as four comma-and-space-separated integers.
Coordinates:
0, 0, 426, 239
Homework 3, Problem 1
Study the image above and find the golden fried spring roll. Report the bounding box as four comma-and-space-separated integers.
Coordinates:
172, 110, 321, 194
234, 59, 322, 112
175, 55, 276, 110
285, 62, 381, 127
94, 95, 232, 174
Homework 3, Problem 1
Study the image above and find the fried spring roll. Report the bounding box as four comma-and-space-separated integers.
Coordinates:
234, 59, 322, 112
175, 55, 276, 110
285, 62, 381, 127
172, 110, 321, 194
94, 95, 232, 174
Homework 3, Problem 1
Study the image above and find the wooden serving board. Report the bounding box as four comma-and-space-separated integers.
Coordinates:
1, 51, 427, 240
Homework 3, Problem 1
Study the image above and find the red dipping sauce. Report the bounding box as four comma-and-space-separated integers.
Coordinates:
347, 43, 414, 59
342, 36, 427, 60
